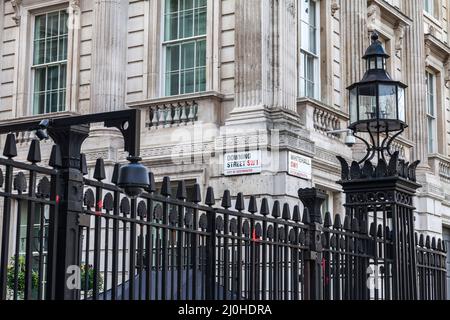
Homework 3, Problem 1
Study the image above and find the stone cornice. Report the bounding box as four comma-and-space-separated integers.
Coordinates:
424, 33, 450, 62
367, 0, 412, 27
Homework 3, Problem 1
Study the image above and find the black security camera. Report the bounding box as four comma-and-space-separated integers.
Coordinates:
35, 119, 50, 141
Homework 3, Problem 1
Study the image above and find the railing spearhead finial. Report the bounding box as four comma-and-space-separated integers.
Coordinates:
221, 190, 231, 209
282, 203, 291, 221
27, 139, 41, 164
248, 196, 258, 214
3, 133, 17, 159
235, 192, 245, 211
93, 158, 106, 181
176, 180, 187, 200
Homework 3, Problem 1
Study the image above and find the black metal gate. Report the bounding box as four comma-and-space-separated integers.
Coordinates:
0, 133, 447, 300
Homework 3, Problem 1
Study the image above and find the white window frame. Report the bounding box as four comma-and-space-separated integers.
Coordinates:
426, 71, 437, 154
31, 9, 69, 115
14, 1, 80, 118
298, 0, 321, 100
161, 0, 208, 97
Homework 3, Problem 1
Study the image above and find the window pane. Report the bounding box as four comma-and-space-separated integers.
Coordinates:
34, 39, 46, 65
181, 42, 195, 69
182, 69, 195, 94
58, 35, 68, 61
183, 0, 194, 10
60, 11, 69, 35
58, 90, 66, 112
166, 45, 180, 72
181, 9, 194, 38
45, 38, 58, 63
33, 92, 45, 115
195, 7, 207, 36
59, 64, 67, 89
196, 67, 206, 92
34, 68, 46, 93
166, 72, 180, 96
35, 15, 46, 40
196, 40, 206, 67
300, 21, 310, 51
428, 117, 435, 153
46, 91, 58, 113
47, 66, 59, 91
197, 0, 207, 7
46, 12, 59, 37
165, 13, 178, 41
165, 0, 178, 13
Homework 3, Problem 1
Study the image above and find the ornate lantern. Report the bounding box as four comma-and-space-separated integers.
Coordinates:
347, 32, 407, 163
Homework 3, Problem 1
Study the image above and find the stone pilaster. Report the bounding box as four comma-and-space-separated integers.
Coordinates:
234, 0, 263, 109
340, 0, 369, 89
404, 0, 429, 166
340, 0, 369, 162
234, 0, 297, 112
91, 0, 128, 113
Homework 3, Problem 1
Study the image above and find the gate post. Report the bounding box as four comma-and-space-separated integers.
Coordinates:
337, 154, 421, 300
48, 125, 90, 300
298, 188, 326, 300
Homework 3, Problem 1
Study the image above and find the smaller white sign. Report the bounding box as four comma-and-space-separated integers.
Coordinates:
224, 150, 262, 176
288, 152, 312, 180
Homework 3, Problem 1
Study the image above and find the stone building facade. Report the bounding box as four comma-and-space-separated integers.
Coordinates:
0, 0, 449, 273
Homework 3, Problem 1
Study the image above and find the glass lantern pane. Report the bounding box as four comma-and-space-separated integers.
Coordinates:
358, 85, 377, 121
369, 58, 376, 70
350, 88, 358, 123
379, 85, 397, 119
377, 57, 384, 69
398, 87, 405, 122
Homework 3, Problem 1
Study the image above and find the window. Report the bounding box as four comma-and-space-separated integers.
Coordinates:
426, 71, 437, 154
424, 0, 438, 18
163, 0, 207, 96
299, 0, 319, 99
32, 10, 69, 115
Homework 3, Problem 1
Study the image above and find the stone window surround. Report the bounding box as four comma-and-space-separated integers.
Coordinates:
426, 63, 447, 156
297, 0, 321, 100
145, 0, 221, 100
13, 0, 81, 119
425, 36, 450, 158
426, 69, 438, 155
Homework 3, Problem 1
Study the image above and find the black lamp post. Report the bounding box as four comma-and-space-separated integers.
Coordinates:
348, 32, 407, 164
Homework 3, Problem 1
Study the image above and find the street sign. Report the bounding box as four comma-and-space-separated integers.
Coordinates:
224, 150, 262, 176
288, 152, 312, 180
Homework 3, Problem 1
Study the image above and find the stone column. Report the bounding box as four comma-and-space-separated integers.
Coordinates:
234, 0, 297, 111
91, 0, 129, 113
340, 0, 369, 89
404, 0, 428, 166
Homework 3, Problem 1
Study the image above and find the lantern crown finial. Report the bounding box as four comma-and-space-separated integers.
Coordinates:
363, 31, 389, 60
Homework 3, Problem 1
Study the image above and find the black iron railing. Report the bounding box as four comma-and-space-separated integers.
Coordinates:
0, 136, 448, 300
